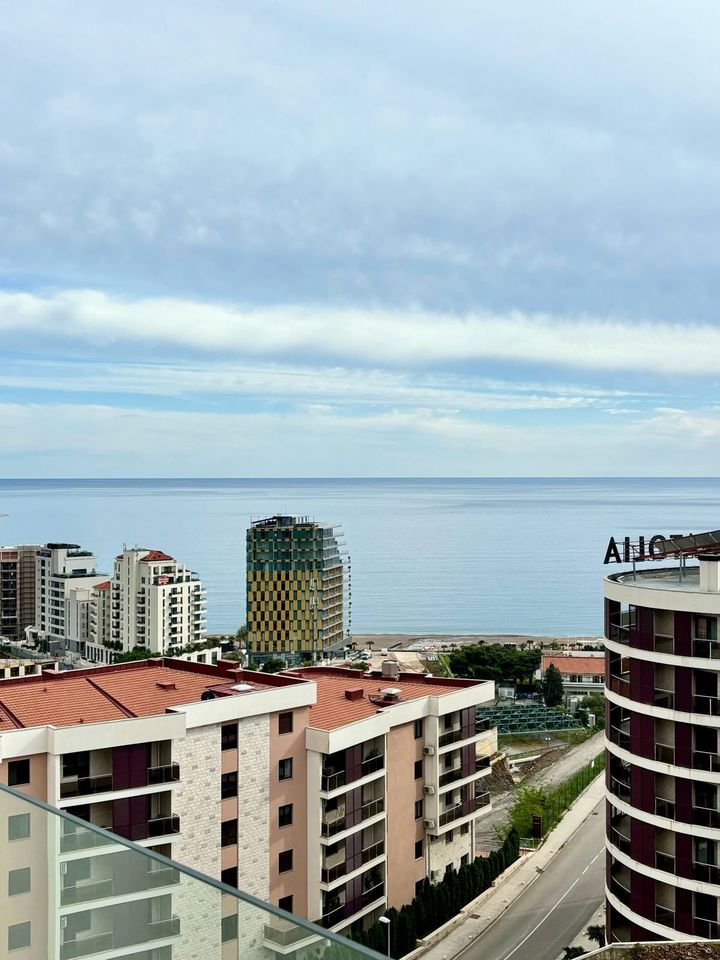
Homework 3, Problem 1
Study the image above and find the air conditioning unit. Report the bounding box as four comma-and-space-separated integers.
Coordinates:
423, 818, 436, 830
423, 746, 435, 756
423, 785, 435, 796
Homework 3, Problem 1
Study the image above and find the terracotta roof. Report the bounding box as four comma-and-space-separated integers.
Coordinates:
140, 551, 174, 563
0, 660, 305, 730
287, 667, 481, 731
94, 581, 111, 590
542, 655, 604, 675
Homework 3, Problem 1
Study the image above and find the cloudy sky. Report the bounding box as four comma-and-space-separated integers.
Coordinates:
1, 0, 719, 476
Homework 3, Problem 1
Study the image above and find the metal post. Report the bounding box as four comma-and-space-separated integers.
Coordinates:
379, 915, 391, 959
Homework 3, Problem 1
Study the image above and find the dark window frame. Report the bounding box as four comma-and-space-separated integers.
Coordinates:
278, 712, 294, 735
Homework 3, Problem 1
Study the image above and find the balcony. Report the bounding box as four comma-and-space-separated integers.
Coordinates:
655, 797, 675, 819
656, 851, 675, 874
654, 743, 674, 764
695, 918, 720, 938
692, 694, 720, 717
693, 750, 720, 773
610, 827, 631, 856
608, 674, 630, 698
60, 774, 113, 799
654, 635, 674, 655
693, 861, 720, 884
60, 878, 114, 905
693, 638, 720, 660
609, 874, 631, 908
653, 689, 675, 709
608, 725, 630, 752
321, 798, 384, 838
321, 754, 384, 792
609, 624, 630, 645
610, 777, 631, 803
321, 840, 384, 884
656, 906, 675, 929
148, 762, 180, 785
692, 806, 720, 829
147, 814, 180, 837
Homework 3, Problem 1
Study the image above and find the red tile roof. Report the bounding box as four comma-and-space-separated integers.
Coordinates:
542, 655, 604, 676
0, 660, 306, 730
94, 581, 111, 590
140, 551, 174, 563
286, 667, 480, 731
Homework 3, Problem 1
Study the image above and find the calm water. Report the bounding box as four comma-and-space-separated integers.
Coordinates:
0, 478, 718, 636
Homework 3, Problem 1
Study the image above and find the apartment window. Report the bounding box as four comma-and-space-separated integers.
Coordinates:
221, 772, 238, 799
62, 752, 89, 779
460, 823, 469, 836
8, 760, 30, 787
278, 804, 293, 828
279, 895, 293, 913
444, 714, 453, 730
414, 799, 424, 820
445, 830, 454, 844
221, 867, 238, 888
221, 914, 238, 943
414, 839, 424, 860
461, 854, 469, 867
221, 819, 238, 847
8, 814, 30, 841
221, 724, 238, 751
279, 758, 293, 781
278, 850, 293, 873
415, 879, 425, 897
8, 868, 30, 896
414, 719, 424, 740
278, 712, 294, 735
8, 922, 31, 952
414, 759, 423, 780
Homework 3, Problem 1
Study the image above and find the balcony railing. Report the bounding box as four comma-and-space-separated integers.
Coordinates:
654, 743, 675, 764
609, 725, 630, 752
609, 875, 631, 907
655, 797, 675, 819
60, 773, 113, 798
148, 762, 180, 784
692, 694, 720, 717
321, 754, 384, 792
653, 635, 674, 654
147, 814, 180, 837
653, 689, 675, 709
321, 840, 385, 883
475, 790, 491, 808
608, 675, 630, 698
692, 639, 720, 660
609, 624, 630, 645
693, 861, 720, 884
321, 797, 385, 838
2, 780, 374, 960
610, 777, 631, 803
693, 750, 720, 773
693, 806, 720, 829
610, 828, 631, 856
439, 722, 488, 748
60, 826, 114, 853
656, 906, 675, 929
695, 918, 720, 939
656, 851, 675, 874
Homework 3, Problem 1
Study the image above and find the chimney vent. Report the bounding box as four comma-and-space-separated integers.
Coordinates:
345, 687, 365, 701
157, 681, 176, 690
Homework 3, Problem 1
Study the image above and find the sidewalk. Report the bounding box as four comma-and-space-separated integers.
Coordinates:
420, 774, 606, 960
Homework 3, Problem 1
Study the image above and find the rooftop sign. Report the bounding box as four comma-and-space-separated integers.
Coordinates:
604, 529, 720, 564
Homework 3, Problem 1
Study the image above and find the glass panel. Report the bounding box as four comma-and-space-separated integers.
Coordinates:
0, 784, 381, 960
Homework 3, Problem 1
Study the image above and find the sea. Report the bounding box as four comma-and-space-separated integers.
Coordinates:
0, 477, 718, 638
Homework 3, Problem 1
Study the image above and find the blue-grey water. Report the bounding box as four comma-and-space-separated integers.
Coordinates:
0, 478, 717, 636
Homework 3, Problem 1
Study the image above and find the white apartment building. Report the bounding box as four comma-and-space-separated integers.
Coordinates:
32, 543, 108, 651
87, 549, 207, 662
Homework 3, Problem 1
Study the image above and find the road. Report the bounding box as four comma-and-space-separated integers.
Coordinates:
460, 798, 605, 960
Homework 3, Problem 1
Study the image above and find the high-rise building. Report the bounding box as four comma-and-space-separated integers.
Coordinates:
605, 539, 720, 943
0, 545, 39, 643
246, 516, 347, 661
0, 657, 495, 950
32, 543, 108, 651
87, 548, 207, 662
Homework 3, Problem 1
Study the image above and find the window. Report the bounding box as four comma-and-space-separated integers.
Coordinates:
414, 799, 424, 820
460, 823, 469, 836
221, 913, 238, 943
8, 760, 30, 787
8, 922, 31, 952
221, 819, 238, 847
444, 714, 453, 730
221, 867, 237, 888
279, 758, 293, 781
414, 719, 424, 740
221, 724, 238, 751
279, 895, 293, 913
8, 814, 30, 841
221, 772, 238, 799
445, 830, 454, 844
278, 850, 293, 873
414, 759, 423, 780
8, 868, 30, 896
415, 878, 425, 897
278, 712, 294, 735
278, 804, 293, 828
414, 839, 424, 860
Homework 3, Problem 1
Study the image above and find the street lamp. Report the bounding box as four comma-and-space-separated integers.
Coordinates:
378, 915, 391, 959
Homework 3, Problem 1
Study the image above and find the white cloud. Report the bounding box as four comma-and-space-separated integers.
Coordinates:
0, 289, 718, 376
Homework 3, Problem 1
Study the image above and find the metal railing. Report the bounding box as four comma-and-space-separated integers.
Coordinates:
148, 762, 180, 784
60, 878, 114, 905
321, 797, 385, 838
654, 743, 674, 764
609, 725, 631, 751
693, 861, 720, 884
655, 797, 675, 819
321, 754, 384, 792
609, 776, 631, 802
695, 918, 720, 939
656, 906, 675, 929
610, 828, 631, 856
653, 689, 675, 709
608, 675, 630, 698
609, 876, 631, 907
656, 851, 675, 874
147, 814, 180, 837
59, 773, 113, 798
693, 750, 720, 773
609, 625, 630, 645
692, 639, 720, 660
692, 806, 720, 829
692, 695, 720, 717
321, 841, 385, 884
653, 635, 674, 654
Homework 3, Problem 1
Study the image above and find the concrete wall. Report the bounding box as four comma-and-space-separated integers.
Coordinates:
386, 722, 425, 909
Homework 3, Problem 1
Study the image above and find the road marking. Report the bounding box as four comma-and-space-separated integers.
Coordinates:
498, 850, 604, 960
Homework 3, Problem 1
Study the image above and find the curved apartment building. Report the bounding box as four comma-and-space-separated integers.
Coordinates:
604, 554, 720, 943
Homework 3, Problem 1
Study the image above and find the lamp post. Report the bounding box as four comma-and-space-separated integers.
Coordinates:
378, 915, 391, 959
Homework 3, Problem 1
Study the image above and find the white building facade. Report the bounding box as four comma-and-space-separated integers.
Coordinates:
32, 543, 108, 651
87, 549, 207, 662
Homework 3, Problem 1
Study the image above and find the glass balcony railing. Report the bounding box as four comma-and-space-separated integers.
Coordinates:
0, 783, 382, 960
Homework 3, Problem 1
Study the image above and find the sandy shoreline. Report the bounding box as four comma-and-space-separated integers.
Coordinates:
350, 632, 602, 648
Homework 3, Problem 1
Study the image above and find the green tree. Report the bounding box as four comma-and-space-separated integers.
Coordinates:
261, 657, 287, 673
586, 924, 605, 948
113, 647, 157, 663
542, 663, 565, 707
563, 948, 585, 959
235, 624, 248, 645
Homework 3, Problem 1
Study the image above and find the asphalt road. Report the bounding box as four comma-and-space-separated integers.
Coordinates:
460, 798, 605, 960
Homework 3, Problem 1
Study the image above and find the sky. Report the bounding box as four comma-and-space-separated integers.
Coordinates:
1, 1, 720, 477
